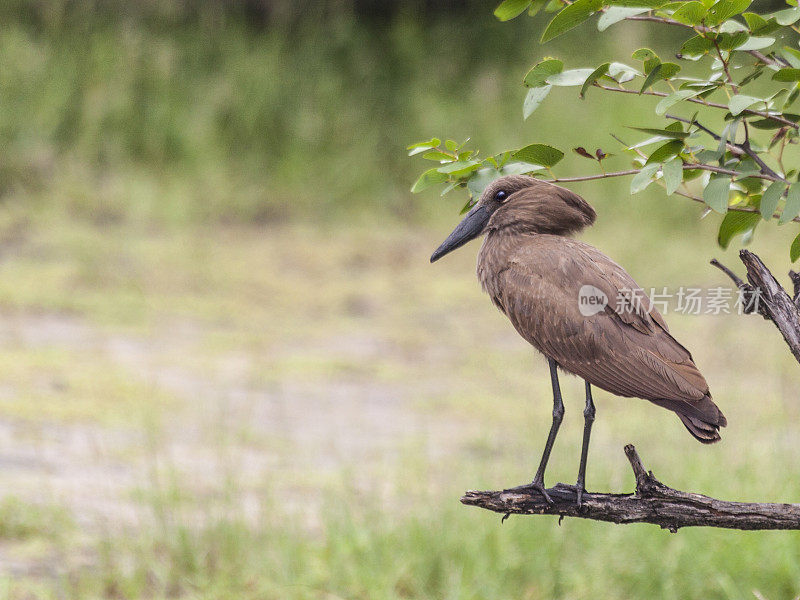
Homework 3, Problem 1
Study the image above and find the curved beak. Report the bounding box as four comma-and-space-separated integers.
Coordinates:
430, 204, 491, 263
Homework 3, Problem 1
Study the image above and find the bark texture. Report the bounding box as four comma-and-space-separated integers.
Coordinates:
711, 249, 800, 364
461, 445, 800, 531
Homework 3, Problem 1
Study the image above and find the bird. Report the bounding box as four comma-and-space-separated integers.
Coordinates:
430, 174, 726, 505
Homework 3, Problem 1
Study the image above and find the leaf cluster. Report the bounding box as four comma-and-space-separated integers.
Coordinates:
410, 0, 800, 261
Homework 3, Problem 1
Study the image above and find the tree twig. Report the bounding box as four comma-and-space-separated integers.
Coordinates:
545, 169, 640, 183
664, 113, 785, 180
593, 83, 799, 130
711, 251, 800, 364
543, 166, 800, 222
625, 14, 791, 68
461, 445, 800, 531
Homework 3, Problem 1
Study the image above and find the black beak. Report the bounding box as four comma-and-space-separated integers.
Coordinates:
430, 204, 491, 263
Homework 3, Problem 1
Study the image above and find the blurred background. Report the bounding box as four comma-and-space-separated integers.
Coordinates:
0, 0, 798, 598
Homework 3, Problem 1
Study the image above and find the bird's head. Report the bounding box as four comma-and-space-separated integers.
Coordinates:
430, 175, 596, 262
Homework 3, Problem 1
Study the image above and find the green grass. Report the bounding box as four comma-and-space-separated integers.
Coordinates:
0, 214, 794, 599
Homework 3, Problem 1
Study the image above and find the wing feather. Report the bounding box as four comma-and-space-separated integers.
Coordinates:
487, 236, 724, 427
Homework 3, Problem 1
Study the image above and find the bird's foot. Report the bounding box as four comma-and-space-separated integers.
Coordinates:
577, 485, 587, 508
529, 478, 553, 505
551, 483, 588, 507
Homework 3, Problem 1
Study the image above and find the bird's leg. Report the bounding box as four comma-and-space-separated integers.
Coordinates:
575, 381, 596, 507
530, 358, 564, 504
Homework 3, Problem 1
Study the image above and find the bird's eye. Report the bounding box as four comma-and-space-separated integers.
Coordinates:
495, 190, 508, 203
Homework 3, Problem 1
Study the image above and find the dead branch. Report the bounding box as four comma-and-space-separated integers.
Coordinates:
711, 250, 800, 364
461, 445, 800, 531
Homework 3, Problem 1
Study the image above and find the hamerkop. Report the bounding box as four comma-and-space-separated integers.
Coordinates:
430, 175, 726, 504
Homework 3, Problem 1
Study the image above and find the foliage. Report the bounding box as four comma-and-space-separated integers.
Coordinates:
410, 0, 800, 261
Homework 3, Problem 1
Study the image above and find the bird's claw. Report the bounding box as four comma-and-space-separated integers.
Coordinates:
530, 480, 553, 505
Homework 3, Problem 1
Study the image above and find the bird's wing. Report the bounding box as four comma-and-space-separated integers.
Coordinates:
492, 238, 723, 426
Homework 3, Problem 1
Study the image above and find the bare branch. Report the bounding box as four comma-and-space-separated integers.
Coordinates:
593, 83, 799, 130
462, 445, 800, 531
712, 252, 800, 364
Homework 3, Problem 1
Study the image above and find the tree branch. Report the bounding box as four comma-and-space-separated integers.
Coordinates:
664, 113, 785, 180
594, 83, 799, 130
711, 251, 800, 364
461, 445, 800, 531
625, 14, 791, 68
543, 167, 800, 222
546, 169, 640, 183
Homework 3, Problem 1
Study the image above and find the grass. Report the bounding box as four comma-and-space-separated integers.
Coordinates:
0, 212, 795, 599
0, 4, 797, 599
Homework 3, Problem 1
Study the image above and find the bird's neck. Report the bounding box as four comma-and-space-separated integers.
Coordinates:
476, 230, 536, 289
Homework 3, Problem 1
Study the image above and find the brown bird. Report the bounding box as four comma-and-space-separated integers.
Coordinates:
430, 175, 726, 505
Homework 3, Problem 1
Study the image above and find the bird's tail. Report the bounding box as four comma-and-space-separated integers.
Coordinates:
677, 412, 723, 444
650, 394, 726, 444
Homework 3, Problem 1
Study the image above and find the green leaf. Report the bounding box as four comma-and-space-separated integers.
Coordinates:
791, 233, 800, 262
779, 182, 800, 224
597, 6, 649, 30
729, 94, 763, 116
407, 138, 441, 150
629, 135, 674, 149
717, 31, 749, 51
422, 150, 453, 161
407, 138, 441, 156
494, 0, 532, 20
524, 59, 564, 87
512, 143, 565, 166
717, 211, 760, 249
440, 181, 460, 197
660, 62, 680, 78
546, 68, 595, 86
782, 47, 800, 69
706, 0, 751, 25
630, 164, 660, 194
632, 48, 658, 62
608, 62, 642, 83
499, 161, 547, 175
436, 160, 482, 178
680, 35, 714, 57
771, 5, 800, 25
523, 85, 552, 119
735, 36, 775, 51
719, 17, 748, 32
759, 180, 785, 220
704, 176, 732, 214
743, 11, 767, 30
772, 68, 800, 82
629, 126, 690, 139
467, 167, 501, 196
671, 1, 707, 24
541, 0, 603, 43
607, 0, 667, 6
639, 64, 662, 94
751, 113, 800, 129
445, 139, 458, 152
655, 90, 699, 115
646, 140, 684, 164
607, 0, 666, 5
662, 158, 683, 194
580, 63, 610, 98
528, 0, 548, 16
411, 168, 448, 193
